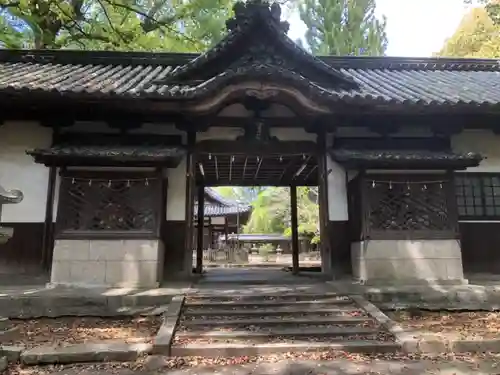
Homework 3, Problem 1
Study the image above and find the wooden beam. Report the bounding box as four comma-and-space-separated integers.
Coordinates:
224, 217, 229, 244
208, 217, 213, 249
196, 185, 204, 274
202, 179, 318, 187
316, 129, 332, 276
195, 140, 318, 155
42, 166, 57, 271
290, 186, 299, 275
184, 131, 196, 275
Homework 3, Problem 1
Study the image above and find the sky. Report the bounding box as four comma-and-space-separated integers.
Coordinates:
288, 0, 473, 57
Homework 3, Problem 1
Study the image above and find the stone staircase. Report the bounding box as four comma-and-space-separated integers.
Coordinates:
170, 290, 399, 357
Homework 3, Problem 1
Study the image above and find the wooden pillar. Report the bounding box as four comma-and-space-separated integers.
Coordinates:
42, 166, 57, 271
196, 185, 204, 274
224, 216, 229, 245
290, 185, 299, 275
184, 131, 196, 274
208, 217, 213, 249
317, 133, 332, 276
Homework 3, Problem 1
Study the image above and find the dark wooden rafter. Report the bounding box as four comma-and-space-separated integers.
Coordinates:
292, 155, 311, 182
214, 155, 219, 181
303, 165, 318, 182
280, 157, 297, 183
229, 154, 234, 182
253, 156, 264, 181
242, 156, 248, 180
196, 151, 318, 186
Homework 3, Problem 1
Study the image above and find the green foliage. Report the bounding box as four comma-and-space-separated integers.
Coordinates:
0, 0, 234, 51
258, 243, 273, 261
213, 187, 267, 204
243, 187, 320, 244
437, 5, 500, 58
297, 0, 387, 56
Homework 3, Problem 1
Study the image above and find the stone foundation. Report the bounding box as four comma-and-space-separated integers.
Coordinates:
351, 239, 467, 285
50, 239, 163, 288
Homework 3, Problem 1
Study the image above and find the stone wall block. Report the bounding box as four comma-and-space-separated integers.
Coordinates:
69, 260, 106, 284
53, 240, 90, 261
89, 240, 124, 261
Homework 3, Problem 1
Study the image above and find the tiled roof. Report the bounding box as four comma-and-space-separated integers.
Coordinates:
0, 0, 499, 108
204, 187, 241, 206
2, 51, 500, 108
194, 202, 251, 217
331, 149, 484, 169
221, 233, 305, 241
27, 145, 185, 166
194, 188, 251, 217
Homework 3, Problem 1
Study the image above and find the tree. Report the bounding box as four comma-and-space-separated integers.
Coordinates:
214, 187, 267, 204
297, 0, 387, 56
437, 5, 500, 58
244, 187, 290, 234
243, 187, 320, 243
0, 0, 234, 51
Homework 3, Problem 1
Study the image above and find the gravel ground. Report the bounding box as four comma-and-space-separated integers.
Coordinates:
6, 316, 162, 349
387, 310, 500, 340
8, 352, 500, 374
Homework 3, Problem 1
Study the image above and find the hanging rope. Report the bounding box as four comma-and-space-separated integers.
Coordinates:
370, 179, 446, 190
62, 176, 158, 186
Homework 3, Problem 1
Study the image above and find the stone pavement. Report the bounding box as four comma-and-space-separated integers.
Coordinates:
329, 274, 500, 308
0, 282, 191, 318
15, 357, 500, 375
196, 267, 324, 285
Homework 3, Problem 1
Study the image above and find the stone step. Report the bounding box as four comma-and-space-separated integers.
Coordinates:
176, 326, 378, 339
187, 298, 353, 307
185, 306, 363, 317
182, 316, 373, 327
188, 292, 344, 301
170, 341, 400, 357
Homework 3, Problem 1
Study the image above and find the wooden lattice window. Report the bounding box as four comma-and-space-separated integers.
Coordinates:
455, 173, 500, 220
365, 175, 456, 239
57, 171, 161, 238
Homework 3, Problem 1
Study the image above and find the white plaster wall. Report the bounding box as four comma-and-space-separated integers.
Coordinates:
326, 155, 348, 221
452, 129, 500, 172
0, 122, 52, 223
270, 127, 317, 142
211, 217, 225, 225
167, 156, 187, 221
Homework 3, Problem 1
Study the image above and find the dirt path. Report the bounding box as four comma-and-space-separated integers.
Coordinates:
11, 356, 500, 375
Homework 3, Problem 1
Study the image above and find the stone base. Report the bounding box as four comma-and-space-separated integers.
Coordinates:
357, 278, 468, 287
351, 239, 466, 285
50, 239, 163, 288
